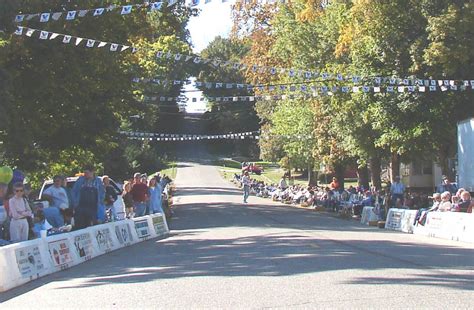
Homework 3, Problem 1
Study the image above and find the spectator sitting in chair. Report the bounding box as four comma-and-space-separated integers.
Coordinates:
438, 191, 452, 212
43, 175, 70, 210
451, 191, 472, 213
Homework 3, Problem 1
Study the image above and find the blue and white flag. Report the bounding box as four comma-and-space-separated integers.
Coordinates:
191, 0, 200, 5
63, 35, 72, 44
40, 13, 50, 22
121, 5, 133, 15
39, 31, 49, 39
14, 26, 24, 35
151, 2, 163, 10
94, 8, 105, 16
15, 15, 25, 23
109, 43, 117, 51
25, 28, 35, 37
66, 11, 77, 20
86, 39, 95, 48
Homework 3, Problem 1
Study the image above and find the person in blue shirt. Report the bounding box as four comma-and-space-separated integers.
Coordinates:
390, 176, 405, 207
71, 165, 105, 229
148, 177, 164, 214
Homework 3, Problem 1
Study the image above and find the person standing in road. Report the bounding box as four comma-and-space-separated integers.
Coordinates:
71, 165, 105, 229
242, 171, 251, 203
390, 176, 405, 208
131, 173, 149, 217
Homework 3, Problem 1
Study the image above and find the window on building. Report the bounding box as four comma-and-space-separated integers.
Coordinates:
412, 160, 432, 175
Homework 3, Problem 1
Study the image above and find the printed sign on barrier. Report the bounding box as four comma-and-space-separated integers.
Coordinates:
115, 222, 134, 247
48, 238, 73, 270
73, 232, 94, 262
152, 215, 167, 236
135, 219, 151, 239
385, 209, 403, 230
15, 244, 45, 279
94, 227, 114, 253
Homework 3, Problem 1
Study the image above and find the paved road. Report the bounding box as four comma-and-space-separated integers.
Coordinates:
1, 161, 474, 309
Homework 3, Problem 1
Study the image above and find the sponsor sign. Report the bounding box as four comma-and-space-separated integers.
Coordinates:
15, 244, 45, 278
95, 228, 114, 253
73, 233, 94, 261
115, 223, 133, 246
134, 219, 150, 239
48, 239, 73, 269
152, 216, 167, 236
385, 209, 403, 230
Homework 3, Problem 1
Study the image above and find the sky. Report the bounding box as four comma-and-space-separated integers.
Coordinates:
184, 2, 233, 112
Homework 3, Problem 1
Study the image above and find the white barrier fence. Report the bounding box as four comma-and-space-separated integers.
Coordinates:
0, 213, 169, 292
384, 208, 473, 243
360, 206, 379, 225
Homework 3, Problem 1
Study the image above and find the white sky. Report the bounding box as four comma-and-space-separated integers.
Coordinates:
184, 2, 233, 112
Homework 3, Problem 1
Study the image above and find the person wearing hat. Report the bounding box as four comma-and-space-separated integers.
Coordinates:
436, 175, 457, 195
390, 176, 405, 208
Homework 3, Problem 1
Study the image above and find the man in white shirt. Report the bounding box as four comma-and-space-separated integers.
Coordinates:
43, 175, 69, 210
242, 171, 251, 203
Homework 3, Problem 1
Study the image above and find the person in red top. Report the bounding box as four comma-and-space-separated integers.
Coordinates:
330, 177, 340, 191
130, 173, 149, 217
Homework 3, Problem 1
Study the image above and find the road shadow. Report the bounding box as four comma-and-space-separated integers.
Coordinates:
4, 232, 471, 294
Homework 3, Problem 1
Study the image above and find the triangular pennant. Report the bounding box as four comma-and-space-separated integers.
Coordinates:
121, 45, 130, 52
25, 28, 35, 37
52, 12, 62, 20
97, 42, 107, 48
75, 37, 83, 46
78, 10, 88, 17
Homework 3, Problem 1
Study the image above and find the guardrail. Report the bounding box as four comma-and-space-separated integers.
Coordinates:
0, 213, 169, 292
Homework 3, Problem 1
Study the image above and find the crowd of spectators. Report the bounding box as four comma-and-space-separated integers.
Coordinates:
0, 165, 173, 246
234, 173, 473, 222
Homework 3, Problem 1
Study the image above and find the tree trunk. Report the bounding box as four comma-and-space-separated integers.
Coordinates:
390, 152, 401, 182
370, 156, 382, 190
357, 164, 370, 190
308, 163, 318, 186
334, 163, 345, 191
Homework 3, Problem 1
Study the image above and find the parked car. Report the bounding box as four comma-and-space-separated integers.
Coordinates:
242, 163, 263, 175
38, 176, 126, 220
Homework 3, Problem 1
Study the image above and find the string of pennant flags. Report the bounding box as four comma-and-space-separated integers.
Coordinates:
120, 130, 313, 141
14, 25, 474, 86
135, 77, 474, 93
13, 0, 327, 24
14, 2, 171, 24
142, 83, 474, 104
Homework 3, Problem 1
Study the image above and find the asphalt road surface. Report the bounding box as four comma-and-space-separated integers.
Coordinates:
1, 161, 474, 309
